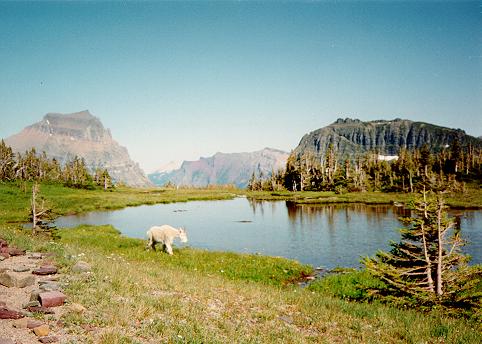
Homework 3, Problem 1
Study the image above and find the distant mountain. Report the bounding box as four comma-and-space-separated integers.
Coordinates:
4, 110, 152, 187
292, 118, 482, 161
148, 148, 289, 188
148, 161, 182, 186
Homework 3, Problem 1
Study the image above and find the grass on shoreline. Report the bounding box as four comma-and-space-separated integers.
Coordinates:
245, 187, 482, 208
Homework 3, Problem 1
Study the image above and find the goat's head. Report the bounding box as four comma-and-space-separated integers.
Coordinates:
179, 227, 188, 243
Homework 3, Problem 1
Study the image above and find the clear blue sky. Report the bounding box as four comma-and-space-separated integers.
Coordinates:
1, 1, 480, 173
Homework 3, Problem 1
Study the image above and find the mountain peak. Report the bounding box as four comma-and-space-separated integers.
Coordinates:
45, 109, 94, 120
5, 111, 151, 187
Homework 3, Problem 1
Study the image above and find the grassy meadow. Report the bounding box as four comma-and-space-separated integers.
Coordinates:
1, 182, 481, 343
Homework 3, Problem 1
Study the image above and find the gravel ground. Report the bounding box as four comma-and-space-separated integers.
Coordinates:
0, 253, 69, 343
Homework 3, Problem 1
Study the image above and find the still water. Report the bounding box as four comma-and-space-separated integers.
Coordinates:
54, 198, 481, 268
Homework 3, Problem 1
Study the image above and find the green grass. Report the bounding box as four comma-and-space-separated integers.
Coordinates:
55, 224, 312, 287
0, 181, 239, 222
308, 269, 388, 301
245, 188, 482, 208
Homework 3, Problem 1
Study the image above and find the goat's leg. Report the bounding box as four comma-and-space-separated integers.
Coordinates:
147, 236, 156, 251
165, 243, 173, 255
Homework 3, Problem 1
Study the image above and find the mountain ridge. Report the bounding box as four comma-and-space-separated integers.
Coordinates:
148, 147, 288, 188
292, 117, 482, 162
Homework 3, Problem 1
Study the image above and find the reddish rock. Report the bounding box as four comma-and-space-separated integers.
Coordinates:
0, 238, 7, 247
39, 291, 67, 307
39, 337, 59, 343
7, 247, 25, 256
32, 265, 58, 275
27, 319, 45, 329
0, 306, 25, 319
0, 247, 9, 259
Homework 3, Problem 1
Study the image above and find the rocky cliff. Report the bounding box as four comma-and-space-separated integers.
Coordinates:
4, 111, 152, 187
148, 148, 288, 188
292, 118, 482, 161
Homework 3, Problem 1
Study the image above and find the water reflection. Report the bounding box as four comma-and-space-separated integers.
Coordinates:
286, 202, 411, 232
54, 198, 481, 268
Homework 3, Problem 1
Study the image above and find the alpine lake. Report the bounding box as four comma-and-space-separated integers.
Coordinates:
54, 197, 482, 269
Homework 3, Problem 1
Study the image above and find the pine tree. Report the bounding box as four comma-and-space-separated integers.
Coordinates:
362, 189, 467, 298
0, 139, 15, 181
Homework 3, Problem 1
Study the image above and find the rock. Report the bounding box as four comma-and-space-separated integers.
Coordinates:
32, 265, 58, 275
67, 303, 86, 313
0, 338, 15, 344
0, 238, 7, 247
33, 324, 50, 337
278, 315, 294, 324
0, 256, 5, 261
28, 252, 43, 259
7, 247, 25, 256
13, 317, 28, 328
39, 282, 61, 292
26, 306, 55, 314
0, 301, 5, 307
27, 319, 45, 329
30, 289, 41, 301
39, 337, 59, 343
72, 261, 91, 273
0, 271, 35, 288
23, 300, 41, 308
17, 274, 35, 288
0, 271, 15, 287
0, 307, 25, 319
13, 265, 30, 272
0, 251, 9, 259
39, 291, 67, 307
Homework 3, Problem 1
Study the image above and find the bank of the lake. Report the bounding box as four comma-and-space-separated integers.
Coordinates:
1, 182, 481, 343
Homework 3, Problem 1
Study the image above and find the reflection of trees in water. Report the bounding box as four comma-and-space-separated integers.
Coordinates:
248, 198, 265, 216
449, 210, 478, 230
285, 202, 411, 232
247, 198, 281, 217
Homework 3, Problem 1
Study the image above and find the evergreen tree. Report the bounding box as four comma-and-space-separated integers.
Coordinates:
362, 189, 467, 298
0, 139, 15, 181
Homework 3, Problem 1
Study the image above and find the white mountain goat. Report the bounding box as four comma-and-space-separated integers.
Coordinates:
146, 225, 188, 255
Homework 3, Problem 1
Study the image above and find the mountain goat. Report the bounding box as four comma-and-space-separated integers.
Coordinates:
146, 225, 188, 255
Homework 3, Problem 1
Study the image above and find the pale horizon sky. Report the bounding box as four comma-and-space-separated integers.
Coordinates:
1, 1, 481, 173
